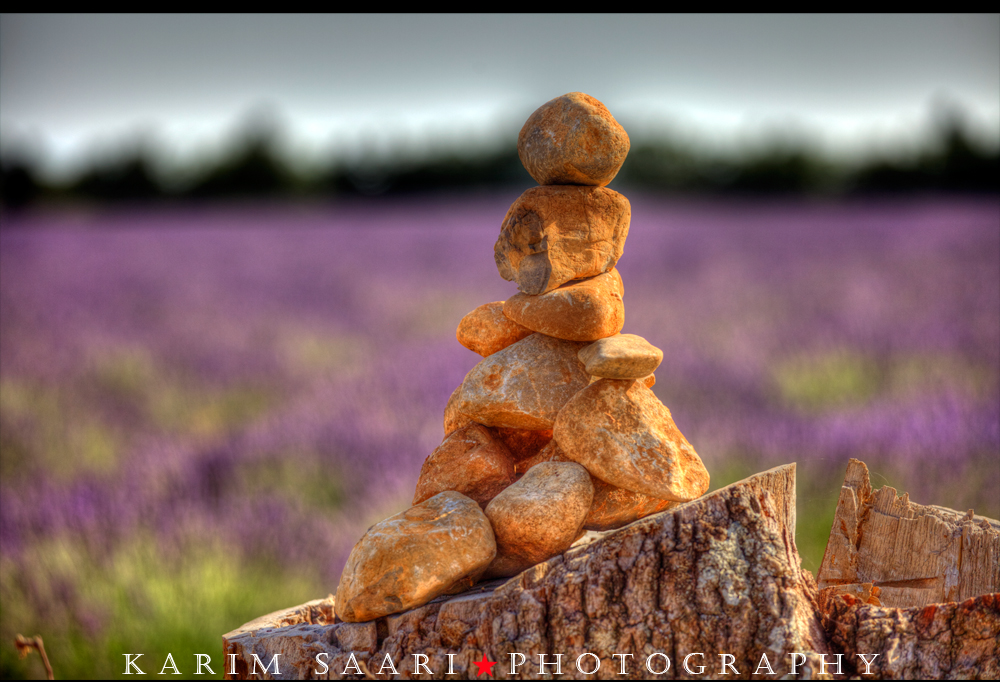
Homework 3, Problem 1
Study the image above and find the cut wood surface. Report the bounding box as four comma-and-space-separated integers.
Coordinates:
817, 458, 1000, 608
224, 464, 835, 679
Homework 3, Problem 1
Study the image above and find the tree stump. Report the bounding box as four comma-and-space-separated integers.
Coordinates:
223, 461, 1000, 679
224, 464, 836, 679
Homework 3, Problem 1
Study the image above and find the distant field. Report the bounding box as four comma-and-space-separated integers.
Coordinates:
2, 194, 998, 679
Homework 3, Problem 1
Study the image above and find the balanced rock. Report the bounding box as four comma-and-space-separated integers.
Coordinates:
456, 333, 589, 430
503, 268, 624, 342
518, 92, 630, 187
413, 424, 516, 509
335, 492, 496, 622
554, 379, 710, 503
484, 461, 593, 578
579, 333, 662, 379
443, 389, 551, 462
591, 372, 655, 387
519, 440, 678, 531
495, 185, 630, 295
456, 301, 532, 357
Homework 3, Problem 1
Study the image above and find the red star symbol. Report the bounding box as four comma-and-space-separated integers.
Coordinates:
473, 652, 497, 677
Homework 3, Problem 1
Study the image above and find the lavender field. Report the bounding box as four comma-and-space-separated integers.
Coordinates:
1, 194, 998, 678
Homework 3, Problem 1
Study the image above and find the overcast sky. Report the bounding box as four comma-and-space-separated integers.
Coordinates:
2, 14, 998, 178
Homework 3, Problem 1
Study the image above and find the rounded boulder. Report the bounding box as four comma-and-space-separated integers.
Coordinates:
335, 492, 496, 622
518, 92, 630, 187
484, 461, 593, 578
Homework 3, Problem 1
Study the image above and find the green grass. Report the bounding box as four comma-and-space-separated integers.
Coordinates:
0, 535, 328, 680
771, 349, 994, 413
0, 351, 282, 482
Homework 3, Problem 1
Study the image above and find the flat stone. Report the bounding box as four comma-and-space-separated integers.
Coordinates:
518, 440, 679, 531
518, 92, 630, 187
456, 333, 589, 430
590, 371, 655, 388
495, 185, 630, 295
456, 301, 533, 357
335, 492, 496, 622
484, 461, 593, 578
413, 424, 516, 510
554, 379, 710, 503
578, 333, 663, 379
503, 269, 624, 342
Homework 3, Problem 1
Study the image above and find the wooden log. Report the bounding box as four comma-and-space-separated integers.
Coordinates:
816, 459, 1000, 608
223, 464, 835, 679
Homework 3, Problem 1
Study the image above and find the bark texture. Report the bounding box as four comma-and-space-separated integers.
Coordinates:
817, 459, 1000, 608
819, 591, 1000, 679
224, 464, 837, 679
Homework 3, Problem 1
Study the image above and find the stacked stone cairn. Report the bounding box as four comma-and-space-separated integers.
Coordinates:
335, 93, 711, 623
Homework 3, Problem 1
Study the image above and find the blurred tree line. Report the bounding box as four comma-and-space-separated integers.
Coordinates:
2, 106, 997, 211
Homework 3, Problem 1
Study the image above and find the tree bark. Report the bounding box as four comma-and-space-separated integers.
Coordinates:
819, 591, 1000, 679
224, 464, 836, 679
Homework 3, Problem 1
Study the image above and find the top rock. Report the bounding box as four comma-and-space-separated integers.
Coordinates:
518, 93, 630, 187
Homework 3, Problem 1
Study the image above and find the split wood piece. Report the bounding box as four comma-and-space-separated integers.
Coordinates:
819, 590, 999, 679
502, 268, 624, 342
224, 465, 836, 679
817, 458, 999, 608
494, 185, 630, 295
455, 301, 532, 357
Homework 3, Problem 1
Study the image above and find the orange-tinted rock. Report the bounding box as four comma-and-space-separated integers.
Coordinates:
518, 92, 630, 187
589, 372, 654, 387
484, 461, 593, 578
503, 269, 624, 342
456, 301, 533, 357
519, 441, 678, 531
491, 427, 552, 465
335, 492, 496, 622
514, 438, 563, 475
443, 383, 474, 436
554, 379, 710, 503
457, 333, 589, 430
578, 333, 662, 379
494, 186, 630, 295
585, 482, 679, 531
413, 425, 516, 510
